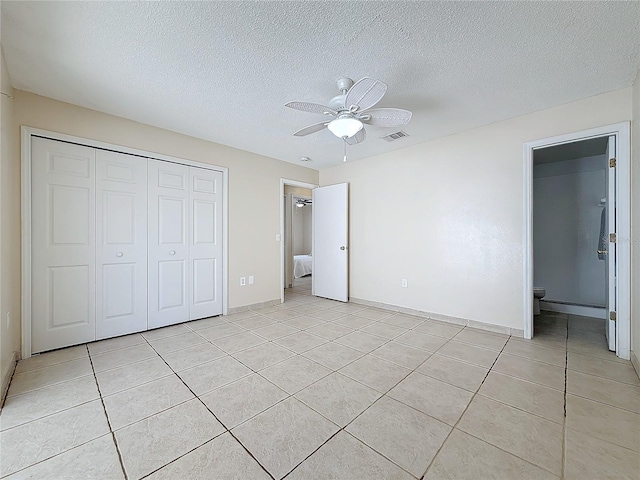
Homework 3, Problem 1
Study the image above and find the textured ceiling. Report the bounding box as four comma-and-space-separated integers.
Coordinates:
2, 1, 639, 170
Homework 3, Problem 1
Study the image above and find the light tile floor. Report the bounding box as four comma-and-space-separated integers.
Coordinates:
1, 283, 639, 479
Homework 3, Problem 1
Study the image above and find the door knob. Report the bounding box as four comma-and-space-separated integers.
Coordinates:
169, 250, 176, 255
116, 252, 123, 257
340, 246, 346, 250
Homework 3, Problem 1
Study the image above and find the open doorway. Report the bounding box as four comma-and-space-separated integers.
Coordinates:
532, 137, 611, 356
524, 123, 631, 360
286, 190, 313, 292
280, 179, 317, 304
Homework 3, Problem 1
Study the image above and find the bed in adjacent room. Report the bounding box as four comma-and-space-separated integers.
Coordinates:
293, 254, 313, 278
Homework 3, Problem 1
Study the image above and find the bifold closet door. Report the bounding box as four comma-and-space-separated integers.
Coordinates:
95, 150, 148, 339
189, 167, 223, 320
148, 159, 190, 328
31, 138, 97, 353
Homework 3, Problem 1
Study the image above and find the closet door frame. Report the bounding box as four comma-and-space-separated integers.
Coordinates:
21, 126, 229, 359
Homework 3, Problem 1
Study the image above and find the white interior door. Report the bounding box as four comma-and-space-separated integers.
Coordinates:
605, 136, 616, 352
96, 150, 148, 339
31, 138, 96, 353
312, 183, 348, 302
189, 167, 223, 320
148, 159, 190, 328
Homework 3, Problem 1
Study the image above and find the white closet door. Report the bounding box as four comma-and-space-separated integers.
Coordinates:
189, 167, 223, 320
96, 150, 148, 339
31, 138, 96, 353
148, 159, 190, 328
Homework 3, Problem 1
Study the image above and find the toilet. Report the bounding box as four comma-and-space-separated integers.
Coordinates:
533, 287, 546, 315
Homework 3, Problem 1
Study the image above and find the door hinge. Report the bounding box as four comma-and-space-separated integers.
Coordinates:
609, 233, 616, 243
609, 158, 616, 168
610, 311, 617, 322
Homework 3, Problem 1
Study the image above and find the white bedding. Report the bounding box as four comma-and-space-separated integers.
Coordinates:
294, 254, 313, 278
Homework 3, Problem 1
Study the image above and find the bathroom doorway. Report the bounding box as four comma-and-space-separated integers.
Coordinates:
523, 123, 631, 360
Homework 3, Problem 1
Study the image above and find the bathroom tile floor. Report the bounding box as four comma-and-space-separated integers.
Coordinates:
1, 285, 638, 479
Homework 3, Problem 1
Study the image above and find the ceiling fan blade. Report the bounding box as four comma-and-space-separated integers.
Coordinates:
293, 121, 328, 136
361, 108, 412, 127
344, 77, 387, 112
345, 126, 366, 145
285, 102, 337, 115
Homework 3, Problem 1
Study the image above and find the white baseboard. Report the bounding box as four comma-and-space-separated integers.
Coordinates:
540, 301, 606, 319
349, 297, 523, 338
227, 299, 281, 315
1, 351, 20, 411
631, 351, 640, 381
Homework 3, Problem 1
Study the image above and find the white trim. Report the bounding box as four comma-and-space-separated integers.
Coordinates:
523, 122, 631, 360
631, 351, 640, 382
1, 351, 19, 410
21, 130, 33, 360
349, 296, 524, 337
523, 142, 534, 340
21, 126, 229, 359
279, 178, 318, 304
539, 301, 606, 319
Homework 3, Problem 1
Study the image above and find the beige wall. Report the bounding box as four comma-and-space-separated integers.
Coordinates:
321, 88, 633, 332
1, 47, 20, 391
12, 90, 318, 324
632, 70, 640, 374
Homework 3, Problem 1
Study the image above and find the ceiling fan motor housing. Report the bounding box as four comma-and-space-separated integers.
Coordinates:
329, 94, 348, 111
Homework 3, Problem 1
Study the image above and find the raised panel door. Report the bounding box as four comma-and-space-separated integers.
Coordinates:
148, 159, 190, 328
31, 137, 96, 352
96, 150, 148, 339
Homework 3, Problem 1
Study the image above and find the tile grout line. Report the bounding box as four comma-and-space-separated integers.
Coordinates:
86, 344, 129, 480
141, 336, 277, 480
138, 436, 219, 480
561, 317, 570, 480
251, 301, 436, 479
297, 324, 501, 478
254, 291, 560, 477
277, 357, 419, 479
280, 323, 466, 479
279, 429, 344, 480
280, 293, 507, 479
421, 335, 512, 480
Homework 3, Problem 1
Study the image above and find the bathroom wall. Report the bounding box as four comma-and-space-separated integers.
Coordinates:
533, 155, 607, 306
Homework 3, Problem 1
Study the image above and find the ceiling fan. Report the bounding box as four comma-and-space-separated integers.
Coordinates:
285, 77, 412, 159
295, 198, 312, 208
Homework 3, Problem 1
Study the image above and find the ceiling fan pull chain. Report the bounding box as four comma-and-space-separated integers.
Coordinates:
343, 138, 348, 162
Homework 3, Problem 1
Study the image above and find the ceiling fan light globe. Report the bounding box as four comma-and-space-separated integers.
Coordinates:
327, 117, 363, 138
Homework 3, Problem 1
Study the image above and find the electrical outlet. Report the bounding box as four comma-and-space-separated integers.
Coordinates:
5, 312, 10, 330
401, 278, 408, 288
249, 276, 254, 285
240, 277, 246, 286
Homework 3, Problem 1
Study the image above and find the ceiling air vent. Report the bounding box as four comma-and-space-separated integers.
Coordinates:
381, 131, 409, 142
